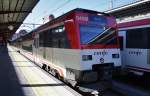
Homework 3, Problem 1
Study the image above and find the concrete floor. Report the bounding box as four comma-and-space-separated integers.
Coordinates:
0, 45, 81, 96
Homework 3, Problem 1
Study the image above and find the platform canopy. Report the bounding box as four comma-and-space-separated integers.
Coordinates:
0, 0, 39, 40
105, 0, 150, 18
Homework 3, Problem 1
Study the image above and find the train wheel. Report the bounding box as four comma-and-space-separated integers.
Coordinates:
17, 50, 20, 53
42, 64, 47, 70
56, 72, 62, 80
48, 66, 51, 71
51, 69, 56, 76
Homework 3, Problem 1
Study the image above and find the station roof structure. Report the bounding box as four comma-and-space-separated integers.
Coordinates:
105, 0, 150, 18
0, 0, 39, 40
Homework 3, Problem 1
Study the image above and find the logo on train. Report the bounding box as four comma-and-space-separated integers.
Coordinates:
94, 50, 108, 56
76, 16, 88, 22
129, 50, 142, 56
100, 58, 104, 63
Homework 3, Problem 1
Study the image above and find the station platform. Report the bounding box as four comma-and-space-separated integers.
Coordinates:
0, 45, 81, 96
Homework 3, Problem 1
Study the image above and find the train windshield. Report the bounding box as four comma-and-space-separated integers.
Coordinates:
80, 24, 117, 45
80, 25, 104, 44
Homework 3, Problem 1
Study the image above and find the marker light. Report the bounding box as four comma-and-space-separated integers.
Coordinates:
82, 55, 92, 61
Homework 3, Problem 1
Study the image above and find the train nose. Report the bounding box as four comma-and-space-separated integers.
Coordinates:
92, 63, 114, 80
81, 71, 98, 83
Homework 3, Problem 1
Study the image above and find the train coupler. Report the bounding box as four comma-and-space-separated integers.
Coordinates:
76, 81, 111, 96
76, 85, 99, 96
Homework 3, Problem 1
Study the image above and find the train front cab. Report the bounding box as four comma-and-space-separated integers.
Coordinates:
65, 11, 121, 89
31, 9, 121, 94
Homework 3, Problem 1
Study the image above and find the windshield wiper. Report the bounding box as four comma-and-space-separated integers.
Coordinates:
87, 27, 113, 44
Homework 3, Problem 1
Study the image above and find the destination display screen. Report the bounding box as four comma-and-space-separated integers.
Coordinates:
76, 14, 107, 26
88, 15, 107, 25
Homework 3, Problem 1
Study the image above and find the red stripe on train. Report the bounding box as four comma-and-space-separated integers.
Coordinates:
118, 18, 150, 28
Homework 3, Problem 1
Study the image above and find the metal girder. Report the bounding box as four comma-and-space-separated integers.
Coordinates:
15, 0, 26, 23
0, 0, 40, 40
0, 11, 31, 14
0, 27, 18, 31
0, 28, 19, 34
0, 22, 22, 25
106, 0, 150, 18
113, 2, 150, 17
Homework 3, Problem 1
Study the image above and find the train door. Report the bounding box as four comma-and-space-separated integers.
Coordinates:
44, 29, 53, 64
38, 32, 45, 59
40, 30, 53, 63
33, 34, 39, 53
119, 30, 127, 68
43, 31, 47, 59
33, 33, 40, 65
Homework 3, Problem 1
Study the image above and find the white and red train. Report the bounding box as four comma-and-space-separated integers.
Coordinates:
12, 8, 121, 88
119, 18, 150, 75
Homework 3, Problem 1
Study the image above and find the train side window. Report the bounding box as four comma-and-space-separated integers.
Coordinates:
119, 36, 123, 51
39, 32, 44, 47
33, 39, 36, 47
34, 38, 39, 48
39, 30, 52, 47
36, 25, 70, 48
58, 39, 61, 48
52, 25, 70, 48
43, 30, 52, 47
46, 29, 52, 47
52, 39, 58, 48
58, 38, 69, 48
126, 28, 149, 49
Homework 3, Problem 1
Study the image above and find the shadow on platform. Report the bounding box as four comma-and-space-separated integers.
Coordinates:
0, 45, 25, 96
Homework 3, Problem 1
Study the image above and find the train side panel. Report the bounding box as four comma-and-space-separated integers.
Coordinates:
119, 20, 150, 75
52, 48, 81, 70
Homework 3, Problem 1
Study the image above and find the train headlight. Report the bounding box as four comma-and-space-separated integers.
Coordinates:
82, 55, 92, 61
112, 54, 119, 58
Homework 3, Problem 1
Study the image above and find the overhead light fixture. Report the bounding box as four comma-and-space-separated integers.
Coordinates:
8, 25, 14, 30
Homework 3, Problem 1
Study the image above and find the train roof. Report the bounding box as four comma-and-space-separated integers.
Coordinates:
71, 8, 110, 16
118, 18, 150, 29
13, 8, 111, 42
32, 8, 110, 32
